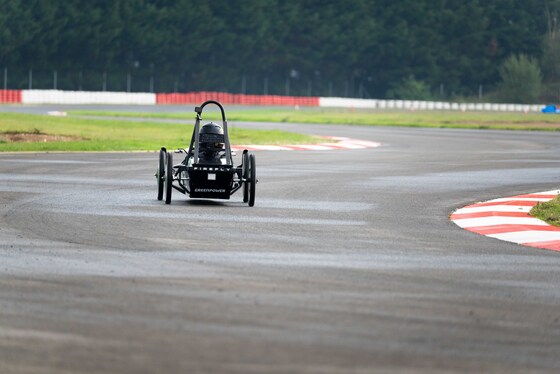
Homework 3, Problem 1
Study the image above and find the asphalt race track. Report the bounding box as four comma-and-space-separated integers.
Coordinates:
1, 106, 560, 373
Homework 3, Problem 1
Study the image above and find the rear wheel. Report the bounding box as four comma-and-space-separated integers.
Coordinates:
156, 148, 166, 200
165, 152, 173, 204
248, 154, 256, 207
242, 151, 249, 203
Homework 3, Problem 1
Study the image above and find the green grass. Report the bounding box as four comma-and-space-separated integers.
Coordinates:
70, 107, 560, 131
530, 196, 560, 227
4, 107, 560, 152
0, 112, 320, 152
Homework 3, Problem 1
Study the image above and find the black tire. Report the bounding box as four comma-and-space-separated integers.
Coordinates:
165, 152, 173, 204
242, 151, 249, 203
157, 148, 166, 200
248, 154, 256, 207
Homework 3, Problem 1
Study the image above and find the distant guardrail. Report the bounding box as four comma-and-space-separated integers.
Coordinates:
318, 97, 543, 112
0, 90, 22, 103
157, 92, 318, 106
22, 90, 156, 105
0, 89, 546, 112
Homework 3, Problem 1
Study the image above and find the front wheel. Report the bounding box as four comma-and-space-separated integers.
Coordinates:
165, 152, 173, 204
156, 148, 166, 200
242, 151, 249, 203
248, 154, 256, 207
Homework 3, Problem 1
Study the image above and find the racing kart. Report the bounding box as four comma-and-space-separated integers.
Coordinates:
156, 100, 256, 206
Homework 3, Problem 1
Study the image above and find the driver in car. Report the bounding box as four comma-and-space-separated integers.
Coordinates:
198, 122, 225, 164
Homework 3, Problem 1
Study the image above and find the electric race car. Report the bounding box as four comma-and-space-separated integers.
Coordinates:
156, 100, 257, 206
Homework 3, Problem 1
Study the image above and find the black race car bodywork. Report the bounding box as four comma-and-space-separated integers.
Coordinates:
156, 100, 256, 206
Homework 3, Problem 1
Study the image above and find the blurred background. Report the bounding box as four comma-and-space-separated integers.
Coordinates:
1, 0, 559, 103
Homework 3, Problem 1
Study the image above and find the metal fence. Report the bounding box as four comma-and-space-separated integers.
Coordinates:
1, 67, 383, 98
6, 66, 550, 102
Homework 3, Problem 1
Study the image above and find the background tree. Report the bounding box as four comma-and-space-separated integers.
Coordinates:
540, 2, 560, 101
386, 75, 433, 100
0, 0, 554, 99
497, 54, 542, 103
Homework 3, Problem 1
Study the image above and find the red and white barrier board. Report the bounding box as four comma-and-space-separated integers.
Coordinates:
156, 92, 319, 106
0, 89, 546, 112
0, 90, 22, 103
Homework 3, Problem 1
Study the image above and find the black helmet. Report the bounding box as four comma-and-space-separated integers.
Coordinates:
200, 122, 224, 138
200, 122, 224, 135
199, 122, 225, 161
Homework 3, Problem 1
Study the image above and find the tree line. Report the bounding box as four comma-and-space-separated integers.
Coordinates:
1, 0, 559, 102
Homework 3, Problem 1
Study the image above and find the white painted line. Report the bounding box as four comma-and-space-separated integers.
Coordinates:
534, 190, 560, 195
453, 216, 547, 228
488, 231, 560, 244
489, 197, 554, 202
454, 205, 532, 214
47, 111, 68, 116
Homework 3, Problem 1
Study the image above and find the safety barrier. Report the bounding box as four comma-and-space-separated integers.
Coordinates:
319, 97, 543, 112
22, 90, 156, 105
0, 90, 22, 103
0, 89, 548, 112
157, 91, 319, 106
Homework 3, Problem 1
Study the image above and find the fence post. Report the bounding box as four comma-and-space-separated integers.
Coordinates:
150, 76, 154, 93
102, 72, 107, 91
127, 72, 131, 92
53, 70, 57, 90
3, 67, 6, 90
264, 76, 268, 95
28, 69, 33, 89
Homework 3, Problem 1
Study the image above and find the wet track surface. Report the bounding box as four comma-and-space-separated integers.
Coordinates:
1, 106, 560, 372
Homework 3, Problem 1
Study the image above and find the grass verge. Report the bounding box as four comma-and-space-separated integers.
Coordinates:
71, 107, 560, 131
0, 112, 320, 152
530, 196, 560, 227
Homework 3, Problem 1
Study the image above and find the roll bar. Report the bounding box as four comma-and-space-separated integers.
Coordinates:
189, 100, 232, 166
